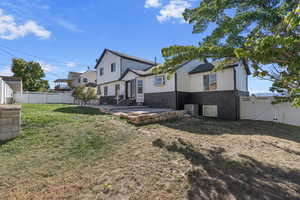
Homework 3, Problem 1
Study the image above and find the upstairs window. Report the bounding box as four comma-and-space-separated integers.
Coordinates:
111, 63, 116, 72
203, 74, 217, 91
99, 68, 104, 76
104, 86, 108, 96
154, 75, 165, 86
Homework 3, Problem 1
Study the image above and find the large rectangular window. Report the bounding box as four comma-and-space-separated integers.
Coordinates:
104, 86, 108, 96
111, 63, 116, 72
137, 80, 143, 94
99, 68, 104, 76
154, 75, 165, 86
203, 74, 217, 91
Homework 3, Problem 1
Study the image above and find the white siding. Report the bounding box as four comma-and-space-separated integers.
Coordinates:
80, 70, 97, 84
99, 81, 125, 96
143, 74, 175, 93
0, 78, 14, 104
189, 68, 234, 92
96, 52, 121, 85
121, 58, 153, 73
235, 65, 248, 91
122, 71, 139, 81
176, 59, 202, 92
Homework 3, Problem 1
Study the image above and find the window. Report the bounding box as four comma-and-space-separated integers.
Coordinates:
104, 86, 108, 96
99, 68, 104, 76
111, 63, 116, 72
78, 78, 81, 83
115, 84, 120, 96
154, 75, 165, 86
83, 78, 88, 83
137, 80, 143, 94
203, 74, 217, 91
202, 105, 218, 117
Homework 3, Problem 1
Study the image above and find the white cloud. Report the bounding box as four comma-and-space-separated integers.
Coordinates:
66, 62, 78, 67
39, 61, 58, 73
156, 0, 191, 23
0, 65, 12, 76
145, 0, 162, 8
53, 18, 83, 33
0, 9, 51, 40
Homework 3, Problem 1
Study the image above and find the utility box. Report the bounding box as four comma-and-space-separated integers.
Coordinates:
184, 104, 199, 117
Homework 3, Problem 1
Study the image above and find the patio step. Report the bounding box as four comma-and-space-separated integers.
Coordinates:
97, 105, 149, 113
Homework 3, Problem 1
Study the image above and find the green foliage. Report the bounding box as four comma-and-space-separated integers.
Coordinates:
160, 1, 300, 106
11, 58, 49, 91
72, 86, 98, 105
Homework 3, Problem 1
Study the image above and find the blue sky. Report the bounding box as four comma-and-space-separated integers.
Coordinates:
0, 0, 272, 93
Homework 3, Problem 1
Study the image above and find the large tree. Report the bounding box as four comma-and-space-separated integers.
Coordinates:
158, 1, 300, 107
11, 58, 49, 91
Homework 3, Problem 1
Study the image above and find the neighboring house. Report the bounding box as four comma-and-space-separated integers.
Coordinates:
95, 49, 250, 120
0, 76, 22, 104
68, 72, 82, 88
78, 70, 97, 87
54, 79, 71, 91
0, 76, 23, 93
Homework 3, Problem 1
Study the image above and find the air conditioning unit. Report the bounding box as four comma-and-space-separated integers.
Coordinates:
202, 105, 218, 117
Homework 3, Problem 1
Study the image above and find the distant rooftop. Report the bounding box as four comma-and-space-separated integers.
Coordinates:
0, 76, 22, 81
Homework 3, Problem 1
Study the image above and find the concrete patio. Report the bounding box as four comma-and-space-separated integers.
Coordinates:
88, 105, 188, 124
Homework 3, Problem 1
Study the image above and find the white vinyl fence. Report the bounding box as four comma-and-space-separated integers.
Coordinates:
0, 78, 14, 104
240, 96, 300, 127
15, 92, 75, 104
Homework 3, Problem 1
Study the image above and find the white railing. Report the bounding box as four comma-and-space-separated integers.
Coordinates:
0, 78, 14, 104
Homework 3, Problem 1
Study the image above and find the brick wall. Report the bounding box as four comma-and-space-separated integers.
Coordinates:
0, 105, 21, 141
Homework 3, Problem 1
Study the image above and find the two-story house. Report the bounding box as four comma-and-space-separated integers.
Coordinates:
78, 70, 97, 87
95, 49, 250, 120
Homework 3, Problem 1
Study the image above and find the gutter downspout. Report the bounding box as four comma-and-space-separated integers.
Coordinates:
233, 67, 239, 120
175, 72, 178, 110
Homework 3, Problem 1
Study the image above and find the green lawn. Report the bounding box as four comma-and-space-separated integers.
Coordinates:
0, 104, 299, 200
0, 104, 135, 188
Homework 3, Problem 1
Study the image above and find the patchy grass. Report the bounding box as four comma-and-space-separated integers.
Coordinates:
0, 105, 300, 200
0, 104, 136, 198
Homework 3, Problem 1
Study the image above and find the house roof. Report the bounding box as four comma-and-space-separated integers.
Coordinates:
54, 79, 70, 83
189, 63, 239, 74
119, 68, 153, 80
95, 49, 157, 69
0, 76, 22, 81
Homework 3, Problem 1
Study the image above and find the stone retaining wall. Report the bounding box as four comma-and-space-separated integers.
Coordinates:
0, 105, 21, 141
114, 110, 188, 125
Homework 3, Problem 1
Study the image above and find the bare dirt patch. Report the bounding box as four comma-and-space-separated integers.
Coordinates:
1, 105, 300, 200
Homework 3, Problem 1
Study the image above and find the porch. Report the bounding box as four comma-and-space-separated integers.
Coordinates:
100, 79, 144, 106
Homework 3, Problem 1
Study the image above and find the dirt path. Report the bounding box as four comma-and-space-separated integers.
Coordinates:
3, 118, 300, 200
